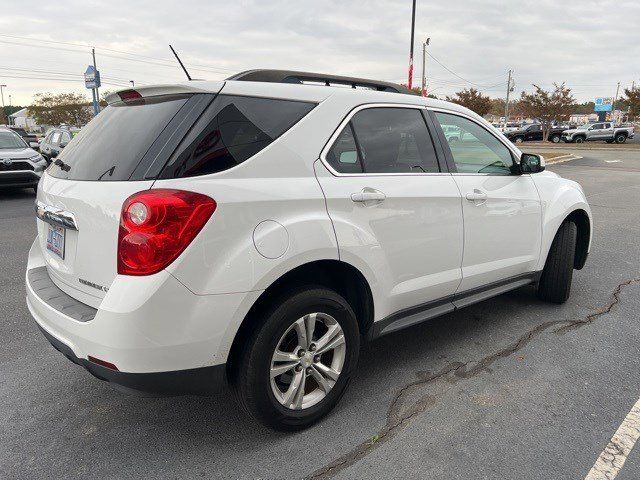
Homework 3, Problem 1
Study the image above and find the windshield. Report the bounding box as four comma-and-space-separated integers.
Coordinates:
0, 130, 27, 149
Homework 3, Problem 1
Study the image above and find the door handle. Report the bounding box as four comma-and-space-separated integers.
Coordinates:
351, 188, 386, 204
465, 189, 487, 202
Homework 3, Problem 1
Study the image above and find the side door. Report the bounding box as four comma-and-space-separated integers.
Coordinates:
527, 125, 542, 141
601, 122, 614, 140
315, 105, 464, 321
587, 123, 603, 141
430, 109, 542, 293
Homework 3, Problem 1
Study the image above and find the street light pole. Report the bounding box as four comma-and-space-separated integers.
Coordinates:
504, 70, 512, 128
130, 80, 135, 88
421, 38, 430, 97
407, 0, 417, 89
0, 85, 6, 126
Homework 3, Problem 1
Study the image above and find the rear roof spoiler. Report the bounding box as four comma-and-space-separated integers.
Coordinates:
227, 69, 414, 95
104, 83, 224, 105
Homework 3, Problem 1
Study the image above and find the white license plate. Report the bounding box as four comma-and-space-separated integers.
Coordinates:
46, 224, 65, 259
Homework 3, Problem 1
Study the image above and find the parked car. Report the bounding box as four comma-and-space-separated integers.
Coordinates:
0, 127, 47, 192
9, 126, 40, 150
562, 122, 635, 144
39, 127, 74, 163
504, 123, 567, 143
26, 70, 592, 431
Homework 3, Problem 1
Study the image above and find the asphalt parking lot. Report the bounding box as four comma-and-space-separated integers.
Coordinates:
2, 148, 640, 479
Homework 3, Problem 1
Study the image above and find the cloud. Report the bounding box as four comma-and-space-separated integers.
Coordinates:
0, 0, 637, 105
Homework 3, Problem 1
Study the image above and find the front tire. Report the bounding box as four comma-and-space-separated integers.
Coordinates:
231, 287, 360, 431
537, 221, 577, 304
514, 136, 524, 144
574, 136, 585, 144
550, 134, 561, 143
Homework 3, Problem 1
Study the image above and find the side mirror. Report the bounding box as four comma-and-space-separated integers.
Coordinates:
59, 141, 68, 149
50, 150, 59, 159
520, 153, 545, 173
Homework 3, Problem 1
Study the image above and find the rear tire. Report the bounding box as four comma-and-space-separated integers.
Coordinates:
615, 134, 627, 144
514, 136, 524, 144
537, 221, 577, 304
550, 134, 561, 143
231, 286, 360, 431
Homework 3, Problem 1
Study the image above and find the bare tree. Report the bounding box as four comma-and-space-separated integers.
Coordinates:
446, 88, 492, 117
518, 83, 576, 141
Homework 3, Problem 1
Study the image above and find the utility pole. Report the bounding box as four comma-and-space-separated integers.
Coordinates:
504, 70, 513, 128
407, 0, 417, 89
421, 38, 430, 97
91, 48, 100, 115
611, 81, 621, 123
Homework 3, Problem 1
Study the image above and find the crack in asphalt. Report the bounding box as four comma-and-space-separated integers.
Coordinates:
305, 278, 640, 480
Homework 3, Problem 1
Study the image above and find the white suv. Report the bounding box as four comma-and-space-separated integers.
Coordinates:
26, 70, 591, 430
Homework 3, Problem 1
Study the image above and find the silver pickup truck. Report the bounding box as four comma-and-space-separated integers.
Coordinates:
562, 122, 635, 144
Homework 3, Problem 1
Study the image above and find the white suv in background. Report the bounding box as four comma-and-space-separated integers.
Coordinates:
26, 70, 592, 430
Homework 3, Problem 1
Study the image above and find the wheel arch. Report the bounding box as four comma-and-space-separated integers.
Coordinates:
566, 208, 590, 269
226, 259, 374, 376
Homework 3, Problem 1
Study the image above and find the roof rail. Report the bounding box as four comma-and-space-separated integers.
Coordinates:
226, 69, 414, 95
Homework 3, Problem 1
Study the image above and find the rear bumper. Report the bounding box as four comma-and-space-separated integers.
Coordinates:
26, 238, 262, 395
37, 323, 226, 396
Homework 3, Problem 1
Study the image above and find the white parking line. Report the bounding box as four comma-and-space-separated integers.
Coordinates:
584, 396, 640, 480
605, 160, 622, 163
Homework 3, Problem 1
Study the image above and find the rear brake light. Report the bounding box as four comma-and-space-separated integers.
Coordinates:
117, 89, 143, 102
118, 189, 216, 276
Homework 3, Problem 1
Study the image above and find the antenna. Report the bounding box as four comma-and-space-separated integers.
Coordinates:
169, 45, 192, 81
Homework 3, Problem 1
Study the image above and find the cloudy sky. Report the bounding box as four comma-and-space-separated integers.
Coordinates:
0, 0, 638, 106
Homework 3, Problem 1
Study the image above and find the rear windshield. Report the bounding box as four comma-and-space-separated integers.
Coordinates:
158, 95, 315, 179
47, 95, 189, 181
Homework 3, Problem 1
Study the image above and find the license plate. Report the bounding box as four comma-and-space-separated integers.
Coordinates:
46, 224, 65, 260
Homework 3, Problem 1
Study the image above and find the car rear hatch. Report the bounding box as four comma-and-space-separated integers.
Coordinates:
35, 84, 222, 307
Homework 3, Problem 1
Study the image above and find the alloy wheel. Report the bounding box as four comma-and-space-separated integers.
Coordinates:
270, 312, 346, 410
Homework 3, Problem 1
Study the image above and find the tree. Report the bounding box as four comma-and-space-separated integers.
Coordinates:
28, 92, 94, 127
446, 88, 492, 117
621, 86, 640, 120
518, 83, 575, 141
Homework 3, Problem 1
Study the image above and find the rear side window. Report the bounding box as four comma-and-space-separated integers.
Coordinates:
352, 108, 439, 174
158, 95, 315, 178
326, 125, 363, 173
48, 95, 189, 180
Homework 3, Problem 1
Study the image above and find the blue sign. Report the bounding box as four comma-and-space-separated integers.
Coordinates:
84, 65, 101, 89
594, 97, 613, 112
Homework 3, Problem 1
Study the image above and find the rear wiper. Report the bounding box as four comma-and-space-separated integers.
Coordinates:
54, 158, 71, 172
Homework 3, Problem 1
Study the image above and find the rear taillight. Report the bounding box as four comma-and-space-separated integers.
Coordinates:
118, 189, 216, 276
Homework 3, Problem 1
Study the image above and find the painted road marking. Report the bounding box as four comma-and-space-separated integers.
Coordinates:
546, 155, 582, 165
605, 160, 622, 163
584, 396, 640, 480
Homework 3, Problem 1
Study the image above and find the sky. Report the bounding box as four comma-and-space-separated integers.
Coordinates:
0, 0, 638, 106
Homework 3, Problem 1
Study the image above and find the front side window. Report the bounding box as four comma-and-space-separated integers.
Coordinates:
159, 95, 315, 178
434, 112, 515, 175
349, 107, 439, 174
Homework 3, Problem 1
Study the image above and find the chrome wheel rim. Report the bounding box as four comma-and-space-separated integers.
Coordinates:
270, 312, 346, 410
